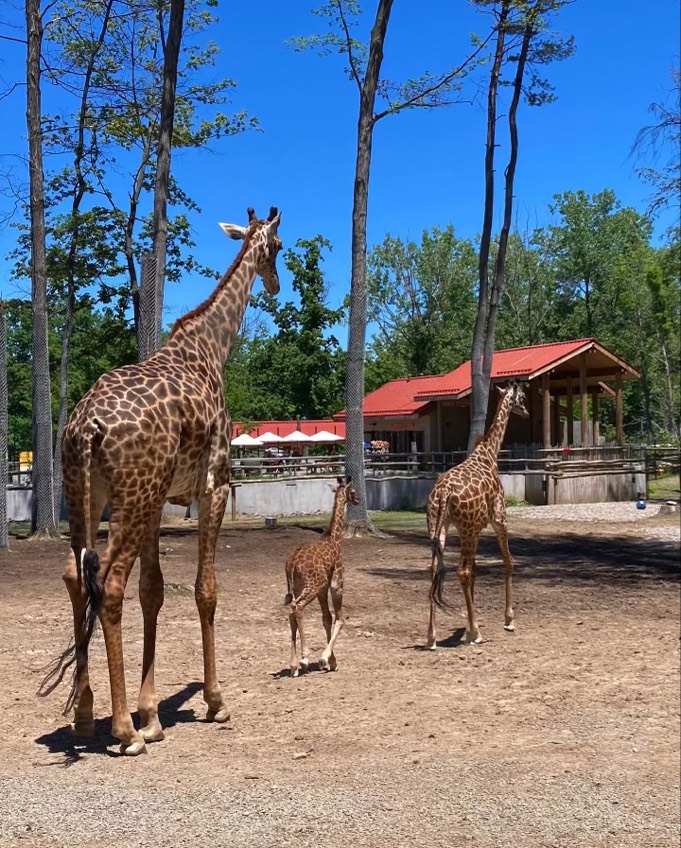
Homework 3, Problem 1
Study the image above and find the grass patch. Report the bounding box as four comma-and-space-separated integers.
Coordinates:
648, 473, 680, 501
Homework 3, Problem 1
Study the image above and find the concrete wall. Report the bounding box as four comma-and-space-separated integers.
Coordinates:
7, 487, 33, 521
5, 469, 646, 522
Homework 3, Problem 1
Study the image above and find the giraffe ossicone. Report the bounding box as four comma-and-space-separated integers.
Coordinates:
38, 207, 283, 756
426, 382, 529, 649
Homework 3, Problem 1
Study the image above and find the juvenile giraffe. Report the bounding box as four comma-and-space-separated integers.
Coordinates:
284, 476, 358, 676
39, 207, 283, 756
427, 382, 529, 648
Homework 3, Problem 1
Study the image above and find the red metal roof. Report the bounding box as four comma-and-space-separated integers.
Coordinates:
232, 419, 346, 439
414, 339, 597, 400
333, 374, 441, 420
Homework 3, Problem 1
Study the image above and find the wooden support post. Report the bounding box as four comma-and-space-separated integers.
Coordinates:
542, 373, 551, 449
592, 392, 600, 445
566, 378, 574, 446
531, 380, 542, 444
579, 353, 588, 446
552, 392, 561, 447
615, 373, 624, 444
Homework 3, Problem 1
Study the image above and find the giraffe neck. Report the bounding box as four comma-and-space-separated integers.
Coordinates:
326, 490, 347, 542
166, 236, 261, 370
481, 393, 513, 458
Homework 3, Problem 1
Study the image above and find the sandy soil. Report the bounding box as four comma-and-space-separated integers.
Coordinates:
0, 507, 678, 848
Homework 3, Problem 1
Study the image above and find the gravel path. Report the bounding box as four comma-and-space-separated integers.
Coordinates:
0, 512, 678, 848
508, 500, 667, 523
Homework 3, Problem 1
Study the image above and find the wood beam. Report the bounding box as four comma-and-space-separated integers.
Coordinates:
615, 373, 624, 444
552, 391, 561, 447
566, 378, 574, 446
579, 353, 588, 446
542, 373, 551, 448
541, 366, 632, 381
592, 391, 600, 445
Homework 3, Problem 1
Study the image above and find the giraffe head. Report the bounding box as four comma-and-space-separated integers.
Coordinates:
219, 206, 283, 294
498, 381, 530, 418
336, 475, 359, 505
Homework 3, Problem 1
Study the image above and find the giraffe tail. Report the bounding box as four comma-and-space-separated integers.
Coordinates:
38, 424, 103, 715
429, 538, 449, 610
429, 498, 451, 611
284, 563, 295, 607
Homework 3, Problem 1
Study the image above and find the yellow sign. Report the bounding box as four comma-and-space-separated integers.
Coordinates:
19, 451, 33, 469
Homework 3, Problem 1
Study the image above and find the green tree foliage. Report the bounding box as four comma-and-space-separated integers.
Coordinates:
225, 237, 347, 421
537, 189, 653, 339
4, 301, 136, 452
38, 0, 254, 327
495, 231, 561, 348
366, 226, 477, 385
631, 67, 681, 225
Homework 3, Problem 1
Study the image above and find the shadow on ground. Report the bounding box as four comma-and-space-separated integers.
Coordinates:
367, 530, 680, 586
34, 682, 203, 766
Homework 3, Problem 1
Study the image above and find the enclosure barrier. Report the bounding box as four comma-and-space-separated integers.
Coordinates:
5, 444, 676, 520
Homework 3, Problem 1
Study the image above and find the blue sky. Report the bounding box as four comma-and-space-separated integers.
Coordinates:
0, 0, 679, 329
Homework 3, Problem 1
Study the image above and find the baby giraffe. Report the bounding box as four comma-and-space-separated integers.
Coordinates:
284, 476, 358, 676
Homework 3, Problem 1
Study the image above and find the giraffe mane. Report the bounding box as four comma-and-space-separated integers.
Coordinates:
168, 230, 254, 339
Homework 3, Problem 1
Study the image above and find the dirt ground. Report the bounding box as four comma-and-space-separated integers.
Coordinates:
0, 508, 679, 848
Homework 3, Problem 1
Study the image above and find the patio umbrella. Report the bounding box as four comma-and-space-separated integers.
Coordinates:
257, 431, 285, 443
308, 430, 344, 443
230, 433, 264, 447
280, 430, 312, 443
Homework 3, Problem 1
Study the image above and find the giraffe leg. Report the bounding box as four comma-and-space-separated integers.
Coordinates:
320, 568, 344, 670
491, 497, 516, 632
457, 538, 482, 645
293, 592, 317, 673
288, 612, 300, 677
196, 484, 230, 722
98, 525, 148, 756
137, 507, 166, 743
61, 482, 106, 737
318, 591, 335, 671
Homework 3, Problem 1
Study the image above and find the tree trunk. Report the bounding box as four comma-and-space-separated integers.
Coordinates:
0, 302, 9, 551
467, 2, 508, 452
481, 8, 535, 417
659, 340, 678, 437
344, 0, 394, 536
26, 0, 57, 538
53, 0, 114, 522
141, 0, 185, 361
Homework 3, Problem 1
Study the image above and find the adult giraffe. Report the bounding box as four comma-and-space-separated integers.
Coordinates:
427, 382, 529, 648
40, 207, 282, 755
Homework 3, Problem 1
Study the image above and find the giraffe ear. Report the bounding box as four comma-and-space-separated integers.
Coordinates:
336, 477, 344, 486
219, 222, 248, 240
496, 384, 506, 396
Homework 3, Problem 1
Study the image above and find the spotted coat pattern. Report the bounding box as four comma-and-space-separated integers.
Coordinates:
426, 383, 529, 647
284, 477, 359, 676
58, 207, 283, 756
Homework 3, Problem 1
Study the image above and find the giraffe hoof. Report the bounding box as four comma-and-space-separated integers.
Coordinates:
119, 739, 147, 756
70, 720, 95, 738
139, 722, 165, 743
290, 668, 300, 678
327, 656, 337, 672
503, 622, 516, 632
427, 643, 437, 651
465, 632, 483, 645
319, 656, 328, 671
206, 707, 230, 723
